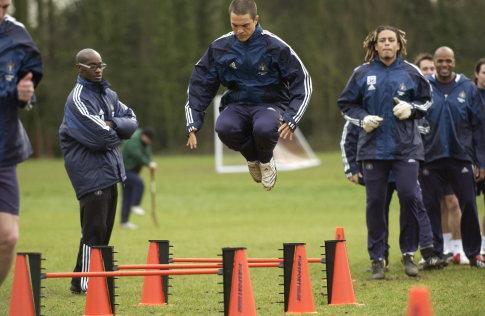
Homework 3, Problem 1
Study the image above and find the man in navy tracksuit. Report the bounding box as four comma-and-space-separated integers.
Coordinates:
341, 121, 445, 272
59, 49, 138, 293
338, 26, 432, 279
0, 4, 43, 288
184, 0, 311, 191
420, 47, 485, 268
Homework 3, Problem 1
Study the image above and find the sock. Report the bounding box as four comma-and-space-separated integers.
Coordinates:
452, 239, 464, 255
482, 235, 485, 253
443, 232, 453, 254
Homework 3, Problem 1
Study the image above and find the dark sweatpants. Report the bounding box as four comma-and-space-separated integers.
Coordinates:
420, 158, 481, 258
215, 104, 281, 163
121, 170, 144, 223
362, 159, 420, 260
384, 182, 434, 256
71, 185, 118, 291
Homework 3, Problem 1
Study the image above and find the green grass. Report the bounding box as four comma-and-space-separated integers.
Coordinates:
1, 152, 484, 315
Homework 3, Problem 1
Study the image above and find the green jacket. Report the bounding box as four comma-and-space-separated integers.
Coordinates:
121, 129, 152, 173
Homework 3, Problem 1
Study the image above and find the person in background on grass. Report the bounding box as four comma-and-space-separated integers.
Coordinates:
414, 53, 463, 264
184, 0, 311, 191
473, 57, 485, 256
338, 26, 433, 280
120, 127, 157, 229
419, 47, 485, 269
59, 48, 138, 293
0, 0, 43, 288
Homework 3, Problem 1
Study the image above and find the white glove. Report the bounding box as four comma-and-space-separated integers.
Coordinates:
362, 115, 383, 133
393, 97, 413, 120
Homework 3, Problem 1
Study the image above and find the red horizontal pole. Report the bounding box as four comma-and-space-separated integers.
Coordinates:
117, 264, 222, 270
116, 263, 279, 270
43, 269, 220, 279
171, 258, 322, 263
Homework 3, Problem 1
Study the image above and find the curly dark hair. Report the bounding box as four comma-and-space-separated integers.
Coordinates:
363, 26, 407, 62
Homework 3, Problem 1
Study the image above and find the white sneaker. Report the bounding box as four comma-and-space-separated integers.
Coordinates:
260, 157, 277, 191
247, 160, 261, 183
131, 206, 146, 216
452, 252, 470, 265
120, 222, 137, 229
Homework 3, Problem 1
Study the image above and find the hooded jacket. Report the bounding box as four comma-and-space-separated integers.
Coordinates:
59, 76, 138, 199
185, 23, 312, 134
338, 55, 432, 161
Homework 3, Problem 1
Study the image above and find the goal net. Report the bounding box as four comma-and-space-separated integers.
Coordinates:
213, 95, 320, 173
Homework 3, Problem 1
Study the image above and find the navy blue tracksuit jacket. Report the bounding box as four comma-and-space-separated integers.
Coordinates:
59, 76, 138, 200
0, 15, 43, 167
422, 74, 485, 168
184, 23, 312, 134
338, 55, 432, 161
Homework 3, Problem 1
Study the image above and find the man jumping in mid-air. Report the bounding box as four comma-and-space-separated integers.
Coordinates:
184, 0, 312, 191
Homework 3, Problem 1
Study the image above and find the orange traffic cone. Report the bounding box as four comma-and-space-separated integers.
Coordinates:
335, 227, 345, 240
138, 241, 166, 305
9, 254, 36, 316
407, 286, 433, 316
84, 248, 113, 316
324, 240, 363, 306
287, 244, 316, 314
228, 248, 256, 316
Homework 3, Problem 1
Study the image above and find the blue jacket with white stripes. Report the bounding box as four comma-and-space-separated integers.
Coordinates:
59, 76, 138, 200
185, 23, 312, 134
340, 119, 430, 180
0, 15, 43, 167
337, 55, 432, 162
422, 74, 485, 168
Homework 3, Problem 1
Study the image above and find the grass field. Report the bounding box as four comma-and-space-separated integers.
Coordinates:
0, 152, 484, 315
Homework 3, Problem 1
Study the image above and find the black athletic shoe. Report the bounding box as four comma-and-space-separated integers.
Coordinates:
371, 259, 385, 280
422, 251, 448, 270
70, 283, 86, 294
442, 252, 453, 262
401, 254, 418, 277
469, 255, 485, 269
365, 258, 389, 273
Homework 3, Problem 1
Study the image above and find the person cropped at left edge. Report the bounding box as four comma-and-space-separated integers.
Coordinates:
185, 0, 312, 191
0, 0, 43, 288
59, 48, 138, 294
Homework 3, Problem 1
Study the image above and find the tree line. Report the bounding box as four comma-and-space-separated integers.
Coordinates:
11, 0, 485, 157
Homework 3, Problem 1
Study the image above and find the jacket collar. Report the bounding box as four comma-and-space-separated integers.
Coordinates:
374, 54, 401, 68
77, 75, 111, 92
428, 73, 464, 85
237, 22, 262, 44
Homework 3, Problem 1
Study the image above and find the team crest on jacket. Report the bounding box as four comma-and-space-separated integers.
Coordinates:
458, 91, 466, 103
5, 60, 15, 82
258, 63, 268, 75
365, 162, 373, 170
397, 83, 406, 96
367, 76, 376, 91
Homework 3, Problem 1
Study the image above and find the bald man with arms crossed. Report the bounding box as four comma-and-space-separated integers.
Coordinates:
419, 47, 485, 268
0, 0, 43, 288
59, 49, 138, 293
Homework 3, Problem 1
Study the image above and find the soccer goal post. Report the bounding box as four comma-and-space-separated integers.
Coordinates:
213, 95, 321, 173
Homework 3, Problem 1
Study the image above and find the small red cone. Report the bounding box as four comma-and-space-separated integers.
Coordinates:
329, 241, 362, 306
228, 249, 256, 316
335, 227, 345, 240
138, 241, 166, 305
287, 245, 317, 314
84, 248, 113, 316
407, 286, 433, 316
9, 254, 36, 316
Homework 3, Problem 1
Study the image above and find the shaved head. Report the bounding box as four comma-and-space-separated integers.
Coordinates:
76, 49, 101, 64
434, 46, 454, 59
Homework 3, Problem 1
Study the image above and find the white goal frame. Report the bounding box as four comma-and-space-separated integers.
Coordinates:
213, 95, 320, 173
